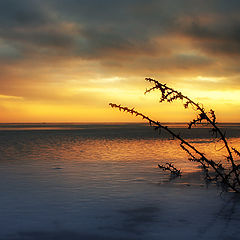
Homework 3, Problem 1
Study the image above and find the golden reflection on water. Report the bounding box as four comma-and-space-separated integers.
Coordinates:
40, 136, 240, 174
1, 128, 240, 187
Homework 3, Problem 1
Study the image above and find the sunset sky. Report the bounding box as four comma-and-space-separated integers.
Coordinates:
1, 0, 240, 123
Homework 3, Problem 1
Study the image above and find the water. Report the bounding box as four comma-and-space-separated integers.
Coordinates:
0, 123, 240, 240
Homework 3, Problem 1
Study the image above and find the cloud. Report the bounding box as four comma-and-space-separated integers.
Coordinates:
180, 20, 240, 56
0, 0, 240, 113
0, 0, 51, 28
1, 0, 239, 63
0, 41, 21, 60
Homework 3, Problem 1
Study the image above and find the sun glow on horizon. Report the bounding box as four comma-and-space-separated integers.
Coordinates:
1, 1, 240, 123
1, 74, 240, 123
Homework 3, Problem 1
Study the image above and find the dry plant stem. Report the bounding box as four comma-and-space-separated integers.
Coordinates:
109, 103, 239, 193
158, 163, 181, 176
145, 78, 240, 187
232, 147, 240, 157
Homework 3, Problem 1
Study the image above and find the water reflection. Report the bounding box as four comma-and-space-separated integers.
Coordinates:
1, 128, 240, 183
0, 124, 240, 239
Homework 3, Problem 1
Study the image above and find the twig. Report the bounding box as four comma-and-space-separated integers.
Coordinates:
109, 78, 240, 192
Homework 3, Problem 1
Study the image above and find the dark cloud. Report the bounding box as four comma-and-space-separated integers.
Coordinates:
0, 0, 240, 85
0, 42, 21, 61
1, 0, 239, 61
181, 21, 240, 56
0, 0, 51, 28
75, 27, 161, 59
2, 28, 74, 50
0, 0, 177, 61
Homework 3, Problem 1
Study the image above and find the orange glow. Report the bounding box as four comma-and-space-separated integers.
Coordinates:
1, 2, 240, 123
1, 76, 240, 123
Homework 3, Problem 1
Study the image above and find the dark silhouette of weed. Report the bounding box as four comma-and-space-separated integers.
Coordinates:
158, 163, 182, 177
109, 78, 240, 193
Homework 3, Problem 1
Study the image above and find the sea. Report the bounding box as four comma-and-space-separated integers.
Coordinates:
0, 123, 240, 240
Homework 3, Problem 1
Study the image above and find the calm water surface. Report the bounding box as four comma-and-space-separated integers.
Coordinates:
0, 123, 240, 240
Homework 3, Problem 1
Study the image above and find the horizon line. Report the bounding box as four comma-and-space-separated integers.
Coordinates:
1, 121, 240, 124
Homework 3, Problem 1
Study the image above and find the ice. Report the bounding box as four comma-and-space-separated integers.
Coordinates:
0, 123, 240, 239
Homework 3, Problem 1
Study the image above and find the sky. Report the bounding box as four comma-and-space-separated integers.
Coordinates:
0, 0, 240, 123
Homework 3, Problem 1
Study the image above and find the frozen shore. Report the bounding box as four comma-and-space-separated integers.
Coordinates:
1, 172, 240, 240
0, 124, 240, 240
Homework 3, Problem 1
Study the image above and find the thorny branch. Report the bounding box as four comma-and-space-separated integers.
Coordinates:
144, 78, 240, 187
158, 163, 182, 177
109, 78, 240, 193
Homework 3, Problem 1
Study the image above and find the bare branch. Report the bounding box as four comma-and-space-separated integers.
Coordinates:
109, 79, 240, 193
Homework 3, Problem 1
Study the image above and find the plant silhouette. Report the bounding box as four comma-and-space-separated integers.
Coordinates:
109, 78, 240, 193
